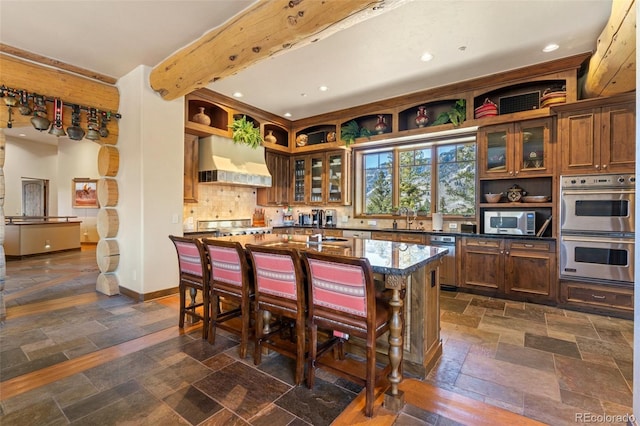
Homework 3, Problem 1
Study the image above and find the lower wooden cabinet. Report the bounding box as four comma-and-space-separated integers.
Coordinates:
460, 237, 556, 303
559, 279, 633, 319
505, 240, 556, 301
460, 238, 504, 292
371, 231, 426, 244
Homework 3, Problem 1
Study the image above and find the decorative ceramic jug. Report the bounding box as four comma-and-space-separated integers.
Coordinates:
415, 106, 428, 127
192, 107, 211, 126
374, 115, 388, 134
326, 131, 336, 142
264, 130, 277, 144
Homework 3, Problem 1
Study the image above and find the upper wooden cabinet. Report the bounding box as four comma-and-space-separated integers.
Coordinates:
478, 118, 553, 179
556, 92, 635, 175
256, 150, 290, 206
290, 150, 351, 206
183, 133, 199, 203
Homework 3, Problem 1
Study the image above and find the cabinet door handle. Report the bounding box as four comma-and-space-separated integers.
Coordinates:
514, 170, 519, 175
595, 164, 600, 170
524, 244, 534, 248
591, 294, 606, 300
505, 251, 509, 255
602, 164, 608, 169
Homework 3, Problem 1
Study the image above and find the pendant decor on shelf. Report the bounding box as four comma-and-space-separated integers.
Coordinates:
264, 130, 277, 144
192, 106, 211, 125
415, 106, 429, 127
374, 115, 388, 134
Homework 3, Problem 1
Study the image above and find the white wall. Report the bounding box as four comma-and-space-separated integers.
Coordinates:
57, 139, 101, 242
117, 65, 184, 296
4, 136, 101, 242
5, 137, 58, 216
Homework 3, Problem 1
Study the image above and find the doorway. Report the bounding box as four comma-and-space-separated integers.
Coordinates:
22, 178, 48, 216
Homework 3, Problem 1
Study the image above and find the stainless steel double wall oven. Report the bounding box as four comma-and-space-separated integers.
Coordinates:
559, 173, 635, 285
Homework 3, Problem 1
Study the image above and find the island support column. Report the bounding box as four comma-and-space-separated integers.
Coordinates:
383, 274, 406, 412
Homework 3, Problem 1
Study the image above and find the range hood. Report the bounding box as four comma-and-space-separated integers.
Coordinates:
198, 135, 272, 187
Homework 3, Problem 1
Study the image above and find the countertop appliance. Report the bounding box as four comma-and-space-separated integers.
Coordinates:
559, 173, 635, 284
484, 210, 536, 235
324, 209, 336, 227
196, 219, 272, 236
429, 235, 457, 289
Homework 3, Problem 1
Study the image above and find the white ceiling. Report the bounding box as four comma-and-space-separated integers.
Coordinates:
0, 0, 613, 143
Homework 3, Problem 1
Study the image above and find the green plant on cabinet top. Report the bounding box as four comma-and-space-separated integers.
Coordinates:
340, 120, 372, 147
229, 115, 262, 148
431, 99, 466, 126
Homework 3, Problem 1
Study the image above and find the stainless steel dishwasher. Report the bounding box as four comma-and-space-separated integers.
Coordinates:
429, 235, 457, 290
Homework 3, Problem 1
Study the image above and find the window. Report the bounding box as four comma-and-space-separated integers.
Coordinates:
358, 140, 476, 217
437, 143, 476, 215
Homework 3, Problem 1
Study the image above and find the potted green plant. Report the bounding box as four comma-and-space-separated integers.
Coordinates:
229, 115, 262, 148
340, 120, 372, 147
431, 99, 466, 127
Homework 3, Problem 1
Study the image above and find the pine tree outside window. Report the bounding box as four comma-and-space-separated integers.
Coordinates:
358, 141, 476, 218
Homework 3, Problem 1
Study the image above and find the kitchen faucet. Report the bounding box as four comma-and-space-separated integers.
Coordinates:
396, 207, 416, 229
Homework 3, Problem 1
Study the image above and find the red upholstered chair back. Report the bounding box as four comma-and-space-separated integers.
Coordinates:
251, 249, 300, 301
206, 242, 245, 288
305, 256, 368, 317
172, 238, 206, 279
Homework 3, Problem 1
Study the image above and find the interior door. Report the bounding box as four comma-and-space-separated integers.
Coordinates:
22, 179, 48, 216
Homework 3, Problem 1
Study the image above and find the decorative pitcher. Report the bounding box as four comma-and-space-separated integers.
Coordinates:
374, 115, 388, 134
415, 106, 428, 127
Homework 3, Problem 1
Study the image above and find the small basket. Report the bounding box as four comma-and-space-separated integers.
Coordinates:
540, 88, 566, 108
474, 98, 498, 119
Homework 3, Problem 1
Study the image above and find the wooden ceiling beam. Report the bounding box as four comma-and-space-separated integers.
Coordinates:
583, 0, 636, 98
149, 0, 407, 101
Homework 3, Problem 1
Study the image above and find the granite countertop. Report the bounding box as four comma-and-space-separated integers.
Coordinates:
272, 225, 555, 241
203, 233, 448, 276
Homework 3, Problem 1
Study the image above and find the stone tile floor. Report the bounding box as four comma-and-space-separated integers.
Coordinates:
0, 248, 634, 425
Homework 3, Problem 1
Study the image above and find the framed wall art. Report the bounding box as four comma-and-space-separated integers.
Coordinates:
72, 178, 99, 208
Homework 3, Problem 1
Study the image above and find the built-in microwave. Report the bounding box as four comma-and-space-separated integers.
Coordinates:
484, 211, 536, 235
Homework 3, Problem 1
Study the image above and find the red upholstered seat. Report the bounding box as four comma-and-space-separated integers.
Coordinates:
168, 235, 210, 340
246, 244, 307, 385
202, 238, 254, 358
302, 251, 391, 417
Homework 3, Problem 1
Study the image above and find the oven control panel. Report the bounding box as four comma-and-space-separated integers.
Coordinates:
561, 173, 635, 189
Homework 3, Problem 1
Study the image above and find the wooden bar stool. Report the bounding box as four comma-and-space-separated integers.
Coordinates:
301, 251, 392, 417
246, 244, 307, 385
202, 238, 254, 358
168, 235, 210, 340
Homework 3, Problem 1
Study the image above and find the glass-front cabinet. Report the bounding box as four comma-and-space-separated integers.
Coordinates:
290, 150, 351, 205
327, 152, 345, 203
310, 155, 324, 203
478, 118, 552, 178
293, 157, 307, 203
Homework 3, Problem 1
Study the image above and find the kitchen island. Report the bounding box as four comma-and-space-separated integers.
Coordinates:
204, 233, 448, 407
5, 216, 82, 258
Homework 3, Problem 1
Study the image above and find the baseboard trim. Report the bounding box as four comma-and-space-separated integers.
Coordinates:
119, 286, 179, 302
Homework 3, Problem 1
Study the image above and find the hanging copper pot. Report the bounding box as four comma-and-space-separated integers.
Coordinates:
86, 107, 100, 141
31, 95, 50, 131
99, 111, 110, 138
67, 104, 85, 141
18, 90, 32, 115
48, 98, 66, 137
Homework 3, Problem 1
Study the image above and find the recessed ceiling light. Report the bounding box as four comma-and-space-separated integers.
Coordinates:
542, 43, 559, 53
19, 133, 26, 137
232, 92, 243, 98
284, 112, 292, 118
458, 46, 467, 52
319, 85, 328, 92
300, 93, 307, 97
420, 52, 433, 62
